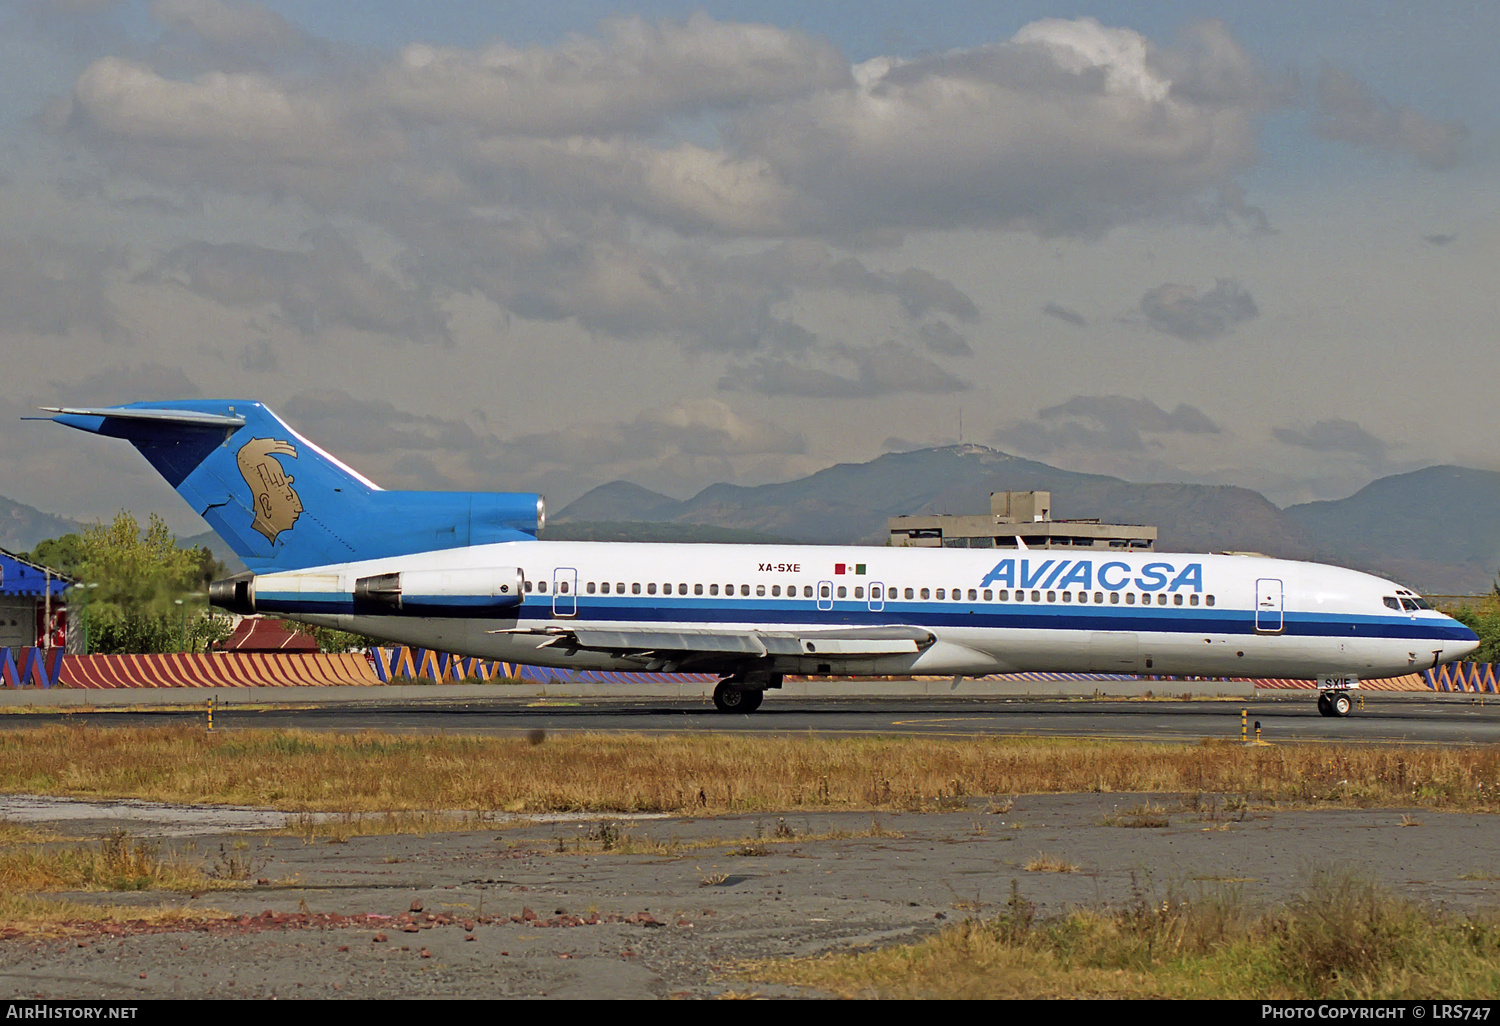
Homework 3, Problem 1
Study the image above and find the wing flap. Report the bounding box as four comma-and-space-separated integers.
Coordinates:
516, 624, 933, 659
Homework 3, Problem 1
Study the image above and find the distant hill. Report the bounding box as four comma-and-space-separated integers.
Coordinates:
0, 496, 82, 554
1283, 466, 1500, 593
557, 444, 1500, 593
558, 445, 1310, 555
10, 448, 1499, 594
543, 521, 795, 545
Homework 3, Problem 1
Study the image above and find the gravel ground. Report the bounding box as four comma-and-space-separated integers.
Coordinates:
3, 795, 1499, 999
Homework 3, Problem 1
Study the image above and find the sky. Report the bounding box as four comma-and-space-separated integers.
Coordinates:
0, 0, 1494, 535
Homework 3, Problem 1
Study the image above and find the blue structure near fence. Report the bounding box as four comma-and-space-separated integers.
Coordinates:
0, 647, 65, 687
1425, 662, 1500, 693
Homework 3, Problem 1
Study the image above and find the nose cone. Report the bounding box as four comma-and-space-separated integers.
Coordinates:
1436, 615, 1481, 664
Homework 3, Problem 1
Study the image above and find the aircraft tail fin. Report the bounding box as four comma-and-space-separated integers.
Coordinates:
45, 400, 542, 571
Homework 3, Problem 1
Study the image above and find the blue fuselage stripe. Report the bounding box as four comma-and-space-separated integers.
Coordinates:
260, 593, 1472, 643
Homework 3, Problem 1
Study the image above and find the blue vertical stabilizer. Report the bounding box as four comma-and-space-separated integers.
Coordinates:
45, 401, 542, 570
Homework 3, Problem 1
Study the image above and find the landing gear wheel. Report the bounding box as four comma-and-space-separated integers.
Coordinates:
714, 681, 757, 713
1317, 693, 1333, 717
1331, 693, 1353, 718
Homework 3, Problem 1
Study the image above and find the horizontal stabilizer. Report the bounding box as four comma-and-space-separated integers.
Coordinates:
45, 399, 543, 571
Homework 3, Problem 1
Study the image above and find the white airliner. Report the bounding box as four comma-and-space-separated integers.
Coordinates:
45, 401, 1479, 718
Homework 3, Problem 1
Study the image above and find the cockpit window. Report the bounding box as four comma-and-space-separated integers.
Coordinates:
1383, 596, 1400, 610
1400, 598, 1420, 611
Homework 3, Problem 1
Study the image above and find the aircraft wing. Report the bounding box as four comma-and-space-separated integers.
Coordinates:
493, 624, 933, 667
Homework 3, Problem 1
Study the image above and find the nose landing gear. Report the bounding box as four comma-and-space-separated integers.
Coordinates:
1317, 691, 1353, 717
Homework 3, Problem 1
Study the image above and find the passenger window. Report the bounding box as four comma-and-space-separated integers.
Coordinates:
1094, 592, 1103, 603
855, 587, 864, 598
616, 582, 624, 594
560, 581, 569, 593
1061, 591, 1071, 603
587, 582, 596, 594
1110, 592, 1119, 604
524, 581, 533, 593
676, 584, 684, 595
968, 589, 977, 601
820, 584, 831, 599
1174, 594, 1183, 606
920, 588, 930, 600
935, 589, 944, 599
772, 585, 780, 597
1157, 594, 1166, 605
709, 584, 719, 596
632, 583, 641, 595
800, 585, 810, 598
743, 585, 751, 597
757, 585, 766, 597
1206, 595, 1215, 606
837, 586, 846, 598
1126, 593, 1135, 605
1047, 591, 1056, 602
647, 583, 656, 595
1076, 592, 1086, 603
1190, 594, 1199, 606
1030, 590, 1040, 602
694, 584, 703, 595
905, 588, 914, 600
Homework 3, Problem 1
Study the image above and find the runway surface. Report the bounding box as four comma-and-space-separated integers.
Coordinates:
5, 692, 1498, 745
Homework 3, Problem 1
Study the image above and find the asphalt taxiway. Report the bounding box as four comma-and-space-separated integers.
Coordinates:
0, 682, 1496, 746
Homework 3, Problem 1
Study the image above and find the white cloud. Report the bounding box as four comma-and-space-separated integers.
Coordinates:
1316, 66, 1467, 170
381, 13, 849, 136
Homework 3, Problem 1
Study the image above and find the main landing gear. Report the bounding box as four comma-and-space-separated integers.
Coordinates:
712, 672, 783, 713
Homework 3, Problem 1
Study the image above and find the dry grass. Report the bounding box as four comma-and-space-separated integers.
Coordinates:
746, 871, 1500, 999
543, 817, 905, 857
0, 831, 217, 894
1102, 802, 1172, 828
1023, 853, 1077, 873
2, 726, 1500, 814
0, 895, 230, 935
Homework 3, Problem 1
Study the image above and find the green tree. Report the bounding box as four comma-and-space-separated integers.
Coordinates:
72, 512, 207, 654
24, 534, 87, 578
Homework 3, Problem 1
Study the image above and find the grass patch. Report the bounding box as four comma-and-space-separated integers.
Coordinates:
746, 870, 1500, 999
1102, 802, 1172, 828
0, 895, 230, 935
0, 830, 218, 894
1023, 853, 1077, 873
542, 817, 905, 857
3, 726, 1500, 814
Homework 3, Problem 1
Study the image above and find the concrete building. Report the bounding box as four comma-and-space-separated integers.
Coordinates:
888, 491, 1157, 551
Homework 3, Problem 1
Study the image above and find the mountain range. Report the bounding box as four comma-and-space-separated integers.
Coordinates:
554, 445, 1500, 595
3, 445, 1495, 594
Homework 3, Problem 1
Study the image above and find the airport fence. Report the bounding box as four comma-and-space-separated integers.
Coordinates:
0, 644, 1492, 692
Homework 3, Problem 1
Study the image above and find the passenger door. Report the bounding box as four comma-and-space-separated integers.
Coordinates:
1255, 578, 1283, 633
552, 567, 578, 618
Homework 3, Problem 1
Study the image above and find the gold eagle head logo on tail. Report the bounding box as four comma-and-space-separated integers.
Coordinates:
236, 437, 304, 544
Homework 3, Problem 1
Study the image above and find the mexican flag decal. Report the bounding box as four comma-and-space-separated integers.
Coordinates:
833, 563, 867, 575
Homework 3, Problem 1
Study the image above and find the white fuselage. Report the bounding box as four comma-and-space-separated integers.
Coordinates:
266, 541, 1479, 681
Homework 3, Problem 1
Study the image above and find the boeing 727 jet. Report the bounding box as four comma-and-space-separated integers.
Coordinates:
44, 401, 1479, 717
